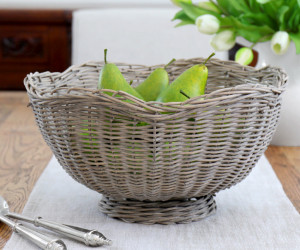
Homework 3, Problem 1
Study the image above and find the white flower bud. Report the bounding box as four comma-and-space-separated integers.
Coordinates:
210, 30, 236, 51
271, 31, 290, 55
196, 14, 220, 35
235, 47, 254, 66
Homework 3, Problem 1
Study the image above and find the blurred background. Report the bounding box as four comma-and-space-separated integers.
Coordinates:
0, 0, 226, 90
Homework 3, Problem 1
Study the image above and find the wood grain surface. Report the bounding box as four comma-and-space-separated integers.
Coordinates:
0, 91, 299, 249
265, 146, 300, 213
0, 92, 52, 249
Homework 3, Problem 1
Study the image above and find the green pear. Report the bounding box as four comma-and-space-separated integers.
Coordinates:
156, 65, 207, 102
98, 49, 144, 100
135, 59, 175, 102
156, 53, 214, 103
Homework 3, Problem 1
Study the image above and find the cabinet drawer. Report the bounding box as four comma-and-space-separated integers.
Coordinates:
0, 25, 49, 64
0, 9, 72, 90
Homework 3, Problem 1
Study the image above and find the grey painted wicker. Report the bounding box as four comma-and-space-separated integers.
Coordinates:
25, 57, 287, 224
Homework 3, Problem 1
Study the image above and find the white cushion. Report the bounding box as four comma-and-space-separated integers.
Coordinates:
72, 8, 227, 65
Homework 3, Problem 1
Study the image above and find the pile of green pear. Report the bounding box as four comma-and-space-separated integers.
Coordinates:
98, 49, 215, 103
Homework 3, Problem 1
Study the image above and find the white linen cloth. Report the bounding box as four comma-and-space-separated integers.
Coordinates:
4, 155, 300, 250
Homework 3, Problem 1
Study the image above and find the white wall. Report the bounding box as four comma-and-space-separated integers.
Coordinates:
0, 0, 174, 9
72, 8, 226, 66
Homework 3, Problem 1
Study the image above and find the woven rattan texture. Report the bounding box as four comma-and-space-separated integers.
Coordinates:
99, 195, 216, 225
25, 58, 287, 202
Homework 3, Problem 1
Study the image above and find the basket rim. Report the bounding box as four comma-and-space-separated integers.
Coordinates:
24, 57, 288, 114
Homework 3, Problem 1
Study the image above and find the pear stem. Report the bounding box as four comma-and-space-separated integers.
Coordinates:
164, 58, 176, 69
203, 52, 215, 65
104, 49, 108, 64
180, 90, 190, 99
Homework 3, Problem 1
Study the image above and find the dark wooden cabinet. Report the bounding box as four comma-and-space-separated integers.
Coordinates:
0, 9, 72, 90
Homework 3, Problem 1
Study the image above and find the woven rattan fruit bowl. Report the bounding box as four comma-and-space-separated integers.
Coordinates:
25, 57, 287, 225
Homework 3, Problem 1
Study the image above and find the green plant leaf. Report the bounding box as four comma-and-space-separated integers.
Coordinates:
172, 10, 187, 21
216, 0, 250, 17
172, 9, 195, 27
277, 5, 289, 31
287, 9, 299, 31
179, 2, 221, 21
219, 16, 234, 26
175, 19, 195, 27
284, 0, 300, 32
289, 30, 300, 54
261, 0, 285, 24
293, 13, 300, 32
239, 13, 275, 30
248, 0, 262, 12
230, 16, 274, 43
286, 0, 298, 9
217, 16, 234, 32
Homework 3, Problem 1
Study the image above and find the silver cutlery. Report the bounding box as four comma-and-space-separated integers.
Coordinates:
0, 213, 67, 250
0, 196, 112, 247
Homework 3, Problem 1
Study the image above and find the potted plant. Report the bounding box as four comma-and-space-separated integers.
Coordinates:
172, 0, 300, 146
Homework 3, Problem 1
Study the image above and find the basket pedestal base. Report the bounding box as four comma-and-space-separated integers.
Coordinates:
99, 195, 216, 225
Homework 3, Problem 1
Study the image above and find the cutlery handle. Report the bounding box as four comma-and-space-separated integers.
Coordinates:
35, 217, 111, 247
0, 215, 66, 250
7, 212, 111, 247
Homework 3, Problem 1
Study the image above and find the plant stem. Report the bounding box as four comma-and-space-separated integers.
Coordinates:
210, 0, 229, 16
209, 0, 222, 13
204, 52, 215, 65
180, 90, 190, 99
164, 58, 176, 69
220, 25, 234, 29
249, 34, 273, 49
104, 49, 108, 64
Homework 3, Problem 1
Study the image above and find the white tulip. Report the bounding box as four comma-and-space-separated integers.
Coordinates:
235, 47, 254, 66
196, 14, 220, 35
271, 31, 290, 55
210, 30, 236, 51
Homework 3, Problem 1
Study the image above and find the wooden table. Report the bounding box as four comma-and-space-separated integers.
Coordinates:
0, 91, 300, 249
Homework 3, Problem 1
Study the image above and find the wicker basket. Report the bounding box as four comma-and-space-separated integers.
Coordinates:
25, 57, 287, 224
